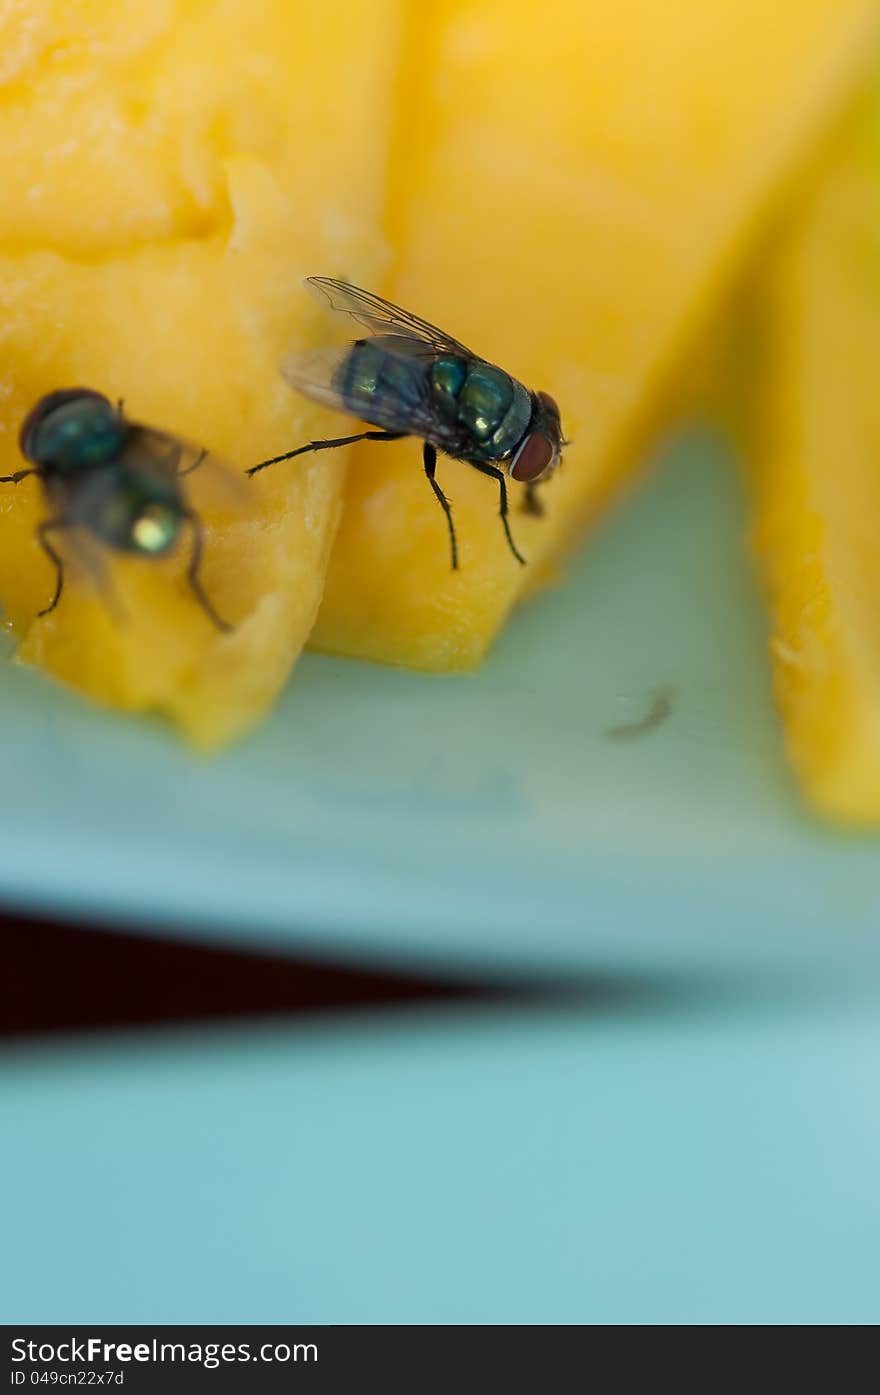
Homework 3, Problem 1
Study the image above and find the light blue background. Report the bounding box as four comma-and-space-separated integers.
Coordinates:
2, 983, 879, 1324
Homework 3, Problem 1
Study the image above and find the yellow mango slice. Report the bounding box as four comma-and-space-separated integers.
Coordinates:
0, 0, 399, 746
751, 102, 880, 821
313, 0, 880, 672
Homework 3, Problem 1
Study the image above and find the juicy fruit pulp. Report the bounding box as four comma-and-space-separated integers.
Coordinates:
1, 1, 880, 751
0, 0, 399, 746
312, 0, 880, 671
752, 103, 880, 822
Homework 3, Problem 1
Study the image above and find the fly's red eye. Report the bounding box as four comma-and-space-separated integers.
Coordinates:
510, 432, 553, 482
537, 391, 560, 420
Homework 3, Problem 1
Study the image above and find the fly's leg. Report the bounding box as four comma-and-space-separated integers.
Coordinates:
423, 442, 458, 571
37, 520, 126, 624
183, 510, 233, 634
467, 461, 526, 566
0, 468, 38, 485
247, 430, 405, 478
36, 519, 70, 617
178, 448, 208, 478
521, 481, 545, 518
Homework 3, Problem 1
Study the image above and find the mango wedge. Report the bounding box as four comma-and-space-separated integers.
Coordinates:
0, 1, 399, 746
313, 0, 880, 672
751, 104, 880, 821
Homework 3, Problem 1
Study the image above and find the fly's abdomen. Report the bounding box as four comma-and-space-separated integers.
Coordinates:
83, 467, 183, 555
333, 338, 428, 430
430, 357, 531, 462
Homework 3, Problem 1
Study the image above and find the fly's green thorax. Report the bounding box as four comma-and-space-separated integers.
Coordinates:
333, 339, 531, 465
430, 356, 467, 418
27, 394, 126, 476
447, 361, 531, 460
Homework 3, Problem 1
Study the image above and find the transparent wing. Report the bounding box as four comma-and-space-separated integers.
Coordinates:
58, 523, 128, 622
306, 277, 478, 359
280, 344, 465, 449
280, 346, 361, 415
122, 423, 249, 520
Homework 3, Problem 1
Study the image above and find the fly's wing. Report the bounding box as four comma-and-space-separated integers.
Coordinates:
279, 346, 362, 416
306, 277, 479, 359
122, 424, 250, 521
55, 519, 128, 621
280, 343, 466, 451
40, 468, 131, 620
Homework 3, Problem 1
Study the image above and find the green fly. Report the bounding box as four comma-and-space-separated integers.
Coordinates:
0, 388, 232, 631
247, 277, 566, 568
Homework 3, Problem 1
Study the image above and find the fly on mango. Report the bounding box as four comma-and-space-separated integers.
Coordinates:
1, 389, 233, 632
247, 277, 566, 568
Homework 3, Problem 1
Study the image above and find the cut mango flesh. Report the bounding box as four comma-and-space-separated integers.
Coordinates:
313, 0, 880, 671
751, 103, 880, 821
0, 1, 399, 746
3, 2, 880, 747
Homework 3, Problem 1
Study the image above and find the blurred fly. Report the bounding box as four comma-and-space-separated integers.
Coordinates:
247, 277, 566, 568
1, 389, 232, 631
